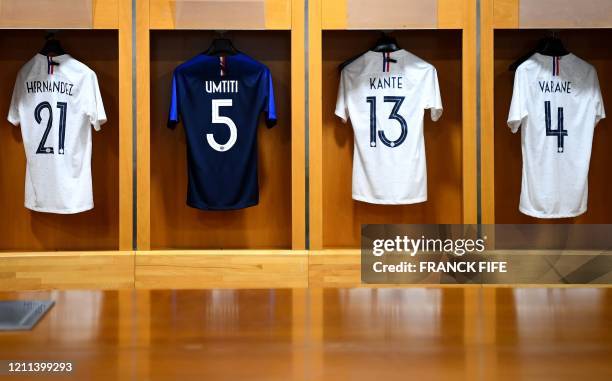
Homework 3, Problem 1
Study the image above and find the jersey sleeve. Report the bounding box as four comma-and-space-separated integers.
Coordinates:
589, 67, 606, 125
507, 68, 528, 133
424, 67, 443, 122
7, 71, 23, 126
88, 71, 107, 131
261, 68, 277, 128
168, 70, 180, 129
334, 71, 348, 123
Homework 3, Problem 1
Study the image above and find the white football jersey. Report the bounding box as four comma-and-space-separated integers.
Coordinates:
508, 53, 605, 218
8, 54, 107, 214
335, 49, 443, 204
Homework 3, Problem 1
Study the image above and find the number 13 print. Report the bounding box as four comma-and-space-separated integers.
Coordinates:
366, 96, 407, 148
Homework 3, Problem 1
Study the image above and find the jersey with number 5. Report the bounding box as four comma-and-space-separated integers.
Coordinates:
335, 50, 443, 204
168, 53, 276, 210
508, 53, 606, 218
8, 54, 106, 214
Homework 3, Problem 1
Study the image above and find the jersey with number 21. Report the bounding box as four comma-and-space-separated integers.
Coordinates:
8, 54, 106, 214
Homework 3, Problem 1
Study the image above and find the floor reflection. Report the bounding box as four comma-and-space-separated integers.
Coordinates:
0, 288, 610, 380
492, 288, 612, 381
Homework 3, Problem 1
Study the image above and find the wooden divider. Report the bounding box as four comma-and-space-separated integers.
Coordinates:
0, 0, 133, 290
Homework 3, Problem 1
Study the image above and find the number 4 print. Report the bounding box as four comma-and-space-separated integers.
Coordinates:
34, 101, 68, 155
366, 96, 407, 148
545, 101, 567, 153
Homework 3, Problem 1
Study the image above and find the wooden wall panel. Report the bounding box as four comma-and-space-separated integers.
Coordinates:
519, 0, 612, 29
322, 0, 347, 30
0, 252, 133, 290
322, 0, 467, 30
173, 1, 266, 30
321, 30, 463, 248
149, 31, 292, 250
344, 0, 437, 29
0, 30, 119, 251
493, 0, 612, 29
135, 251, 308, 288
266, 0, 293, 29
150, 0, 291, 30
0, 0, 93, 29
492, 30, 612, 224
493, 0, 519, 29
93, 0, 120, 29
149, 0, 175, 29
438, 0, 464, 29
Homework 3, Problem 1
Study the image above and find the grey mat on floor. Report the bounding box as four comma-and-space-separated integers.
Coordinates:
0, 301, 54, 331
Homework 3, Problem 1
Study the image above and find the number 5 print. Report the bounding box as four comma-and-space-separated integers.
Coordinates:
208, 99, 237, 152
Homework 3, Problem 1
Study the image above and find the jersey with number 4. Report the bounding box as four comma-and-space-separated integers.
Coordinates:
508, 53, 606, 218
335, 50, 443, 204
8, 54, 106, 214
168, 53, 276, 210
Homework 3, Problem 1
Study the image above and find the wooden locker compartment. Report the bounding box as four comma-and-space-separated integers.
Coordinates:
492, 29, 612, 224
309, 0, 477, 286
0, 30, 120, 252
135, 0, 307, 288
149, 30, 293, 250
321, 30, 464, 249
482, 0, 612, 225
0, 0, 134, 291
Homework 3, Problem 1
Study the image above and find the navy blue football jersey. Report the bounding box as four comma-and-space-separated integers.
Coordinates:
168, 53, 277, 210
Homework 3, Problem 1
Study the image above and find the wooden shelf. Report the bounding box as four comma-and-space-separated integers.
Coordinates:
135, 250, 308, 289
0, 251, 134, 290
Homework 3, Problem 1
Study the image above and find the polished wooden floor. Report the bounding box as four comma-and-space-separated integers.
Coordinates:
0, 288, 611, 380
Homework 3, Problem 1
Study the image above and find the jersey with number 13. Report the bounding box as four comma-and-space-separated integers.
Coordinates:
335, 50, 443, 204
8, 54, 106, 214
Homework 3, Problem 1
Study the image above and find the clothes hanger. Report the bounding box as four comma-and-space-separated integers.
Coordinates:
339, 32, 400, 72
370, 32, 400, 53
203, 31, 239, 56
538, 33, 569, 57
509, 30, 569, 71
40, 31, 66, 56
